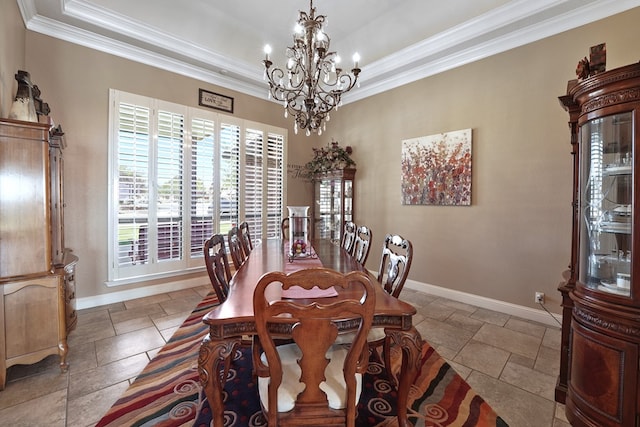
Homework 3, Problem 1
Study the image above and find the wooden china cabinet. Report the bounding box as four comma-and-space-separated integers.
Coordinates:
557, 63, 640, 426
312, 168, 355, 242
0, 118, 77, 390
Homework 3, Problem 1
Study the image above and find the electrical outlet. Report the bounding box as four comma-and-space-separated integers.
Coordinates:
535, 292, 545, 304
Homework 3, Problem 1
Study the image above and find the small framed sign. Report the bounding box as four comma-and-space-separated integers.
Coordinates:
199, 89, 234, 113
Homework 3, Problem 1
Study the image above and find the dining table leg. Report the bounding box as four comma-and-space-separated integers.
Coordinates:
387, 326, 424, 427
198, 333, 241, 426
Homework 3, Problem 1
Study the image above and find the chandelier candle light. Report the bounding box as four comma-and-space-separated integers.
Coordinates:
263, 0, 361, 136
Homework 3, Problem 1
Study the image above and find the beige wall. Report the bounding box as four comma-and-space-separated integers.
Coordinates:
20, 31, 317, 299
3, 3, 640, 311
322, 8, 640, 311
0, 1, 26, 117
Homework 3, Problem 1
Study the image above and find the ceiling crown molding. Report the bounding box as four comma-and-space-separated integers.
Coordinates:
345, 0, 640, 103
21, 0, 266, 98
17, 0, 640, 106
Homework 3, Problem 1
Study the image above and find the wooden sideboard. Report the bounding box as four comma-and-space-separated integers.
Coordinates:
0, 118, 77, 389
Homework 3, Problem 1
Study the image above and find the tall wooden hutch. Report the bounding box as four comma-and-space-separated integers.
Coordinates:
0, 118, 77, 390
557, 63, 640, 426
312, 168, 355, 242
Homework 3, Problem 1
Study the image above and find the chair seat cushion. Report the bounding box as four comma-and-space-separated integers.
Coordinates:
258, 343, 362, 412
334, 327, 386, 345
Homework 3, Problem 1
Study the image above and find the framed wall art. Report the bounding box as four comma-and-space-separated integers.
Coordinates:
401, 128, 472, 206
198, 89, 234, 113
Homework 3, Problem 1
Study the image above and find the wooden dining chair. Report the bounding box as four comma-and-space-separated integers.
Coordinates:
227, 226, 246, 270
351, 225, 372, 266
238, 220, 253, 255
377, 234, 413, 298
373, 233, 413, 383
253, 268, 375, 427
281, 217, 289, 240
338, 233, 414, 378
341, 221, 357, 253
203, 234, 232, 303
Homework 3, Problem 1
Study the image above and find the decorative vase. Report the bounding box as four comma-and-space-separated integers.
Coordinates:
287, 206, 310, 258
8, 70, 37, 122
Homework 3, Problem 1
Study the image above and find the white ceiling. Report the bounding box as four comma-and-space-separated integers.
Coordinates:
17, 0, 640, 103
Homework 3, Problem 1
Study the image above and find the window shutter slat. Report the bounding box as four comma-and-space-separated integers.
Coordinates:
267, 132, 284, 238
245, 128, 264, 236
117, 102, 150, 267
156, 110, 184, 261
190, 117, 215, 256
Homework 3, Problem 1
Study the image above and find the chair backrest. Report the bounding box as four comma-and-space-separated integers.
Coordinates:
281, 217, 289, 240
377, 234, 413, 298
227, 226, 246, 270
352, 225, 373, 266
238, 221, 253, 255
203, 234, 232, 303
341, 221, 357, 253
253, 267, 375, 427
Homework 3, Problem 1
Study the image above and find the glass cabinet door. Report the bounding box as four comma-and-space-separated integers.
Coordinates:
579, 111, 633, 297
344, 179, 353, 223
315, 178, 333, 240
312, 169, 356, 243
332, 177, 342, 240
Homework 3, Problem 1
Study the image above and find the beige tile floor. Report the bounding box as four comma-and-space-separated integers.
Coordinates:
0, 284, 570, 427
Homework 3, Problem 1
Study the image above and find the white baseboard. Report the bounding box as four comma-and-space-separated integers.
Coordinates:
76, 276, 210, 310
403, 278, 562, 328
77, 273, 563, 328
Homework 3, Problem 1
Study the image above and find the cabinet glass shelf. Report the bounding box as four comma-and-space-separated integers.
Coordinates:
580, 111, 633, 297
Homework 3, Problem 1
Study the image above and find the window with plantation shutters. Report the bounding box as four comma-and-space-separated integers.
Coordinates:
244, 128, 264, 238
189, 117, 215, 257
220, 120, 241, 228
156, 109, 184, 262
108, 90, 286, 285
267, 132, 285, 238
115, 100, 151, 269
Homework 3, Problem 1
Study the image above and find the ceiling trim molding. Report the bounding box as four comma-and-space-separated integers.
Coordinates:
345, 0, 640, 103
61, 0, 256, 79
23, 13, 267, 99
361, 0, 564, 81
16, 0, 37, 23
18, 0, 640, 106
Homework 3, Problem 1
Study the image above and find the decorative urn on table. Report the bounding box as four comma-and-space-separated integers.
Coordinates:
287, 206, 311, 261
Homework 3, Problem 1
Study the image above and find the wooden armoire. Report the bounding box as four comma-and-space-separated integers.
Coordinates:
0, 118, 77, 390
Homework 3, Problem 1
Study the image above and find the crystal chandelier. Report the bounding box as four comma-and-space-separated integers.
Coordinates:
263, 0, 361, 136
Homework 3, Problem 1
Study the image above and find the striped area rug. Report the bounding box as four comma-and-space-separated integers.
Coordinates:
95, 291, 220, 427
96, 290, 508, 427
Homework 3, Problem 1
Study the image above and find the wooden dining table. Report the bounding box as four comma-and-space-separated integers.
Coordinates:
197, 238, 423, 426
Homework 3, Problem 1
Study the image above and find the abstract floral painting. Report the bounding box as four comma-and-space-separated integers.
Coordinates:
401, 129, 472, 206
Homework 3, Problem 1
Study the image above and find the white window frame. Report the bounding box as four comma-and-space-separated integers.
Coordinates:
107, 89, 287, 285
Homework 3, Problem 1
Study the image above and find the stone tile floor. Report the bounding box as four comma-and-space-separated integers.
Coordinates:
0, 284, 570, 427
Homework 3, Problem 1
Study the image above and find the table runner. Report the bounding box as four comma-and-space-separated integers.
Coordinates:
281, 243, 338, 298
